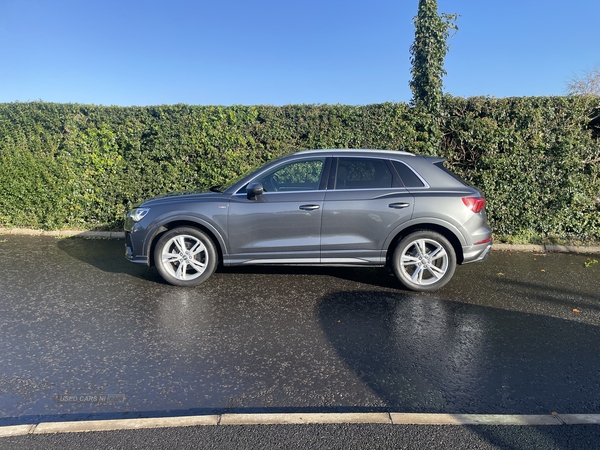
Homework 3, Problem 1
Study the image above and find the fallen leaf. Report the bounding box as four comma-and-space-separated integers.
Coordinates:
498, 273, 505, 276
573, 309, 581, 313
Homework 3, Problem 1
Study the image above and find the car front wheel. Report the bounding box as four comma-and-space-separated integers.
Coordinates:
154, 227, 217, 286
392, 230, 456, 292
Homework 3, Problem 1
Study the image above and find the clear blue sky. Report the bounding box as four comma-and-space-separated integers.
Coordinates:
1, 0, 598, 106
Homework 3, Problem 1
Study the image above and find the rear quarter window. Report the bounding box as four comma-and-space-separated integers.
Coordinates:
391, 161, 425, 188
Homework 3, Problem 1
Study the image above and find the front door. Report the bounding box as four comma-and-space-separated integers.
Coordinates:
227, 157, 327, 264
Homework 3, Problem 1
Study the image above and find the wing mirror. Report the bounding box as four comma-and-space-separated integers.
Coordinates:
246, 182, 264, 200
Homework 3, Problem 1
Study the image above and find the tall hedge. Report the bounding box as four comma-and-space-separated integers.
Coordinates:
0, 98, 598, 242
441, 96, 600, 242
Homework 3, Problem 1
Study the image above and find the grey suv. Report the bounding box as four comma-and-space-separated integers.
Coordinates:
125, 149, 492, 291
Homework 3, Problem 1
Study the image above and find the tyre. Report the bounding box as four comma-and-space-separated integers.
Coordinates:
392, 230, 457, 292
154, 227, 217, 286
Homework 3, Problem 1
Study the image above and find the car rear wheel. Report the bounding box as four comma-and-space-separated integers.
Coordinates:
392, 230, 456, 292
154, 227, 217, 286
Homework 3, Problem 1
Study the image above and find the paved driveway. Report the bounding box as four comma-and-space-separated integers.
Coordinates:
0, 236, 599, 425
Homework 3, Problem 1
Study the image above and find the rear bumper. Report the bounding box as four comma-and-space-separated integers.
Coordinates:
462, 242, 493, 264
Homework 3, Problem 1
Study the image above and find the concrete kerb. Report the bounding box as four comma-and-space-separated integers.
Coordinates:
389, 413, 562, 426
493, 243, 600, 254
0, 425, 35, 438
2, 228, 599, 254
0, 228, 125, 239
2, 413, 600, 436
219, 412, 391, 426
33, 416, 220, 434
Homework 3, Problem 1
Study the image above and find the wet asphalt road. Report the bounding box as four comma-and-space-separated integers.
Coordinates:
0, 236, 599, 426
3, 424, 600, 450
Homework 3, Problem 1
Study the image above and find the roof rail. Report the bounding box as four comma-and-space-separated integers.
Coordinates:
294, 148, 414, 156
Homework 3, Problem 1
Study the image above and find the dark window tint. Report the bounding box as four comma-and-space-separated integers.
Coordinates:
335, 158, 393, 189
252, 158, 325, 192
392, 161, 425, 187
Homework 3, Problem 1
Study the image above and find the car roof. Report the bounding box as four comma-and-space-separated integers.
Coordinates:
294, 149, 414, 157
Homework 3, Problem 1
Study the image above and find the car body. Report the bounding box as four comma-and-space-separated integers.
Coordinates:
124, 149, 492, 291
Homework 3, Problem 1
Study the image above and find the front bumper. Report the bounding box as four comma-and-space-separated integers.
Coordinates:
125, 230, 149, 265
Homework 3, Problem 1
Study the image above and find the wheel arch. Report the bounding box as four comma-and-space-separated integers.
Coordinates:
146, 219, 226, 267
385, 222, 465, 266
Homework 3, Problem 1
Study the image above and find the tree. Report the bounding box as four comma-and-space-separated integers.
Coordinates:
409, 0, 458, 112
408, 0, 457, 153
567, 65, 600, 96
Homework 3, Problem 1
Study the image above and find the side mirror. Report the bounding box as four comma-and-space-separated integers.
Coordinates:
246, 182, 264, 200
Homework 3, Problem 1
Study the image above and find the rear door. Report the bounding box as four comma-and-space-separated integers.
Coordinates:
320, 157, 415, 264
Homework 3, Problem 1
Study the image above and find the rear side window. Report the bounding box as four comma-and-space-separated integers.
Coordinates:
335, 158, 393, 189
391, 161, 425, 188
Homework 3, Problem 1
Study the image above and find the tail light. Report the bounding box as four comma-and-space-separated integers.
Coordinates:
462, 196, 486, 213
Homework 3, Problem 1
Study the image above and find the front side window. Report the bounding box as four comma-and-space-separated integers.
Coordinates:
254, 158, 325, 192
334, 157, 393, 190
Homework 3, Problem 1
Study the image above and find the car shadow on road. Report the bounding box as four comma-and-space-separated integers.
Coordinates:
56, 237, 167, 284
218, 265, 401, 290
317, 290, 600, 415
494, 277, 600, 313
56, 236, 404, 289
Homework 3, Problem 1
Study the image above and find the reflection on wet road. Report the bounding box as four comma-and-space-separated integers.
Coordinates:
0, 236, 598, 424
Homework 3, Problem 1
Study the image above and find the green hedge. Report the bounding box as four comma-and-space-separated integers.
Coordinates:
441, 96, 600, 242
0, 98, 599, 242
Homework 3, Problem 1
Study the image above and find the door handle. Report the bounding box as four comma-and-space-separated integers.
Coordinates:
299, 204, 320, 211
388, 202, 410, 209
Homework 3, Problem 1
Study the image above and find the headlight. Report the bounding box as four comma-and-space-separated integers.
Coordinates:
127, 208, 150, 222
